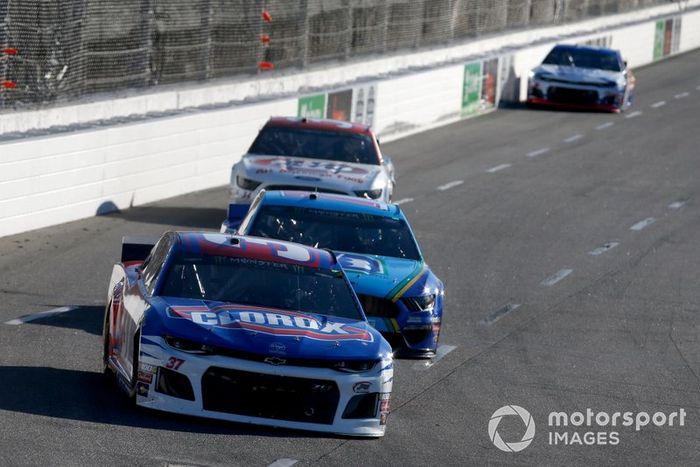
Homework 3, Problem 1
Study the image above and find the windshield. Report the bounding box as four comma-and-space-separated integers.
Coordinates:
249, 126, 380, 165
247, 205, 422, 261
542, 47, 622, 71
159, 253, 363, 320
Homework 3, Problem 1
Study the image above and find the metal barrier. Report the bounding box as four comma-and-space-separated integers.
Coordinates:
0, 0, 679, 109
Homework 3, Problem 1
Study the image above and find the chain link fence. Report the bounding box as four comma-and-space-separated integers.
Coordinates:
0, 0, 679, 109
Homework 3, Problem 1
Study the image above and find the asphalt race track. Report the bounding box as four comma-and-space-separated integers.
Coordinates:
1, 49, 700, 466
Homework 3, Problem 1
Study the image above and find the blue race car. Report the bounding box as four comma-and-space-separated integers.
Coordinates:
228, 190, 445, 357
103, 232, 394, 436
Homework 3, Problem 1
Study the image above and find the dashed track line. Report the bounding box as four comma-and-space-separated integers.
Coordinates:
412, 345, 458, 370
268, 460, 298, 467
596, 122, 614, 130
625, 110, 642, 119
436, 180, 464, 191
564, 134, 583, 143
669, 201, 687, 210
630, 217, 656, 231
5, 306, 76, 325
589, 242, 620, 256
650, 101, 666, 108
674, 92, 689, 99
540, 269, 573, 287
395, 198, 414, 205
526, 147, 550, 158
486, 163, 511, 173
481, 303, 521, 325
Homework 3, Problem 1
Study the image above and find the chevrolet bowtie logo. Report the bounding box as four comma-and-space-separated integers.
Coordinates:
264, 356, 287, 365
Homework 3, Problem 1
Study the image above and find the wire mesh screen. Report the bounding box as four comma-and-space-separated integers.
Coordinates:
0, 0, 678, 110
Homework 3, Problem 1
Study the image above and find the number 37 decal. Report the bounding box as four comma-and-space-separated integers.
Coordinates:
165, 357, 185, 370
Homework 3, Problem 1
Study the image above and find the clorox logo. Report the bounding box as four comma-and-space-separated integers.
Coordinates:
168, 305, 373, 342
488, 405, 536, 452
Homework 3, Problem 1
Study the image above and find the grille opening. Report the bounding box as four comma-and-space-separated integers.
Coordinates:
342, 393, 379, 419
201, 367, 340, 425
547, 87, 599, 105
358, 294, 400, 319
156, 368, 195, 401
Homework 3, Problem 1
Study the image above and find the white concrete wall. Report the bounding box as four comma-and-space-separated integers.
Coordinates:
2, 4, 700, 238
0, 98, 296, 236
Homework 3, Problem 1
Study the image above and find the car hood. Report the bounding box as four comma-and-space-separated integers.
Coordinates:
337, 252, 437, 300
534, 64, 623, 85
240, 154, 383, 190
145, 297, 387, 360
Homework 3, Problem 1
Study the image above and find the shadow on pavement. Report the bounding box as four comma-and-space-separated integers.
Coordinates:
101, 205, 227, 230
0, 366, 331, 437
25, 305, 105, 336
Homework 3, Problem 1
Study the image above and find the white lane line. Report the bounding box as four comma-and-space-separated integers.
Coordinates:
564, 134, 583, 143
674, 92, 689, 99
696, 85, 700, 91
395, 198, 414, 205
540, 269, 573, 287
436, 180, 464, 191
268, 460, 298, 467
669, 201, 686, 210
625, 110, 642, 119
589, 241, 620, 256
650, 101, 666, 108
481, 303, 521, 325
596, 122, 614, 130
412, 344, 458, 370
5, 306, 76, 325
526, 147, 550, 158
486, 163, 511, 173
630, 217, 656, 231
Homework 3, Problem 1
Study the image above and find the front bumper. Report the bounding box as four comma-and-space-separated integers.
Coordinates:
360, 295, 442, 357
527, 79, 625, 112
136, 336, 393, 437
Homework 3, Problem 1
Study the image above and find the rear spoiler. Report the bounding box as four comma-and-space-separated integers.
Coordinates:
120, 236, 159, 263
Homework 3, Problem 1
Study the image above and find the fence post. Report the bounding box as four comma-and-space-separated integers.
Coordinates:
381, 0, 389, 53
301, 0, 309, 67
0, 0, 8, 108
205, 0, 212, 79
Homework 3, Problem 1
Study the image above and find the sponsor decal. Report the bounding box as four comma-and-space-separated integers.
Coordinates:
264, 356, 286, 366
462, 62, 482, 117
269, 342, 287, 354
298, 94, 326, 119
326, 89, 353, 121
137, 371, 153, 384
379, 393, 391, 425
139, 363, 155, 373
168, 305, 374, 342
337, 253, 384, 275
252, 157, 369, 176
353, 381, 372, 394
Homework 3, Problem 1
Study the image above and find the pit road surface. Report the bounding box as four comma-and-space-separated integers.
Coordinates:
1, 49, 699, 466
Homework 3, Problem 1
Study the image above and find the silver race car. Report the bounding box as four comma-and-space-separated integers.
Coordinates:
527, 44, 635, 112
226, 117, 395, 230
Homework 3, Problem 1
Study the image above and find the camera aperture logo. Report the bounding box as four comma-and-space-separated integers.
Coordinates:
489, 405, 687, 451
488, 405, 536, 452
